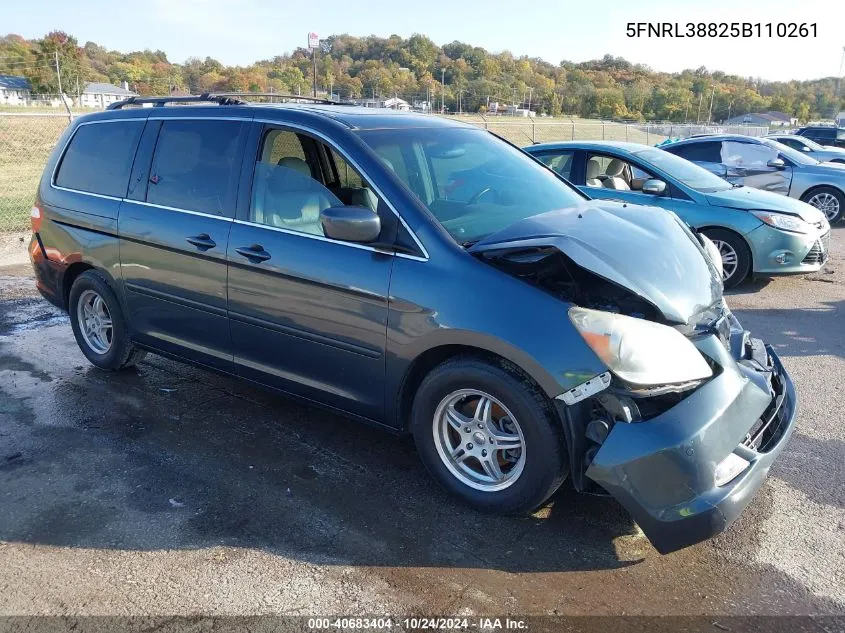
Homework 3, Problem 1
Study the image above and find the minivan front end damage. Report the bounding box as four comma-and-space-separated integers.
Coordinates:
560, 317, 796, 554
471, 201, 797, 553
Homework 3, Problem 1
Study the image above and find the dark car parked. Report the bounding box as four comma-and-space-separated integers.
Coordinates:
29, 94, 797, 554
794, 125, 845, 149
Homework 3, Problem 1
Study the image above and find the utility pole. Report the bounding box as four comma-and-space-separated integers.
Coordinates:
727, 100, 733, 122
696, 90, 704, 123
835, 45, 845, 120
441, 68, 445, 113
527, 87, 533, 113
54, 51, 63, 95
707, 84, 716, 123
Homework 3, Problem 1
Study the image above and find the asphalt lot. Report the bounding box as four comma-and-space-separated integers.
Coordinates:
0, 227, 843, 618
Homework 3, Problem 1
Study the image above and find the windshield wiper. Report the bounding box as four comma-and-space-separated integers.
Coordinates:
461, 239, 479, 248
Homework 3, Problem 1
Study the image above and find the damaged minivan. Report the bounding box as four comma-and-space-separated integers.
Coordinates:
31, 96, 797, 554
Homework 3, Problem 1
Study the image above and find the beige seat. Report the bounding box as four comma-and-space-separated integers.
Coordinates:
603, 159, 630, 190
586, 158, 603, 187
253, 157, 339, 235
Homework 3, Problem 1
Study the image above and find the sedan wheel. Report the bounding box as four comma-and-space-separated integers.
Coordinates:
805, 190, 842, 223
433, 389, 526, 491
701, 228, 751, 289
711, 239, 738, 283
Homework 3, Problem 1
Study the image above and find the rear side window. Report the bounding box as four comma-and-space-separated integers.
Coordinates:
147, 120, 243, 215
55, 121, 144, 197
665, 141, 722, 163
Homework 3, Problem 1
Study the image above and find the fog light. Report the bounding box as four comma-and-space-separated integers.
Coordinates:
775, 253, 790, 264
714, 453, 750, 487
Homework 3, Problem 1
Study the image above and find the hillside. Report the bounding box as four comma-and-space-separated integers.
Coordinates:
1, 31, 842, 122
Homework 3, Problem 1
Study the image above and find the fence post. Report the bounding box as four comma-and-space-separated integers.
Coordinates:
571, 124, 575, 140
646, 126, 650, 145
670, 125, 674, 138
625, 125, 629, 141
602, 124, 605, 140
532, 120, 536, 144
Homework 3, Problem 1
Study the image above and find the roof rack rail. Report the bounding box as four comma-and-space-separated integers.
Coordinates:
107, 92, 346, 110
107, 93, 246, 110
212, 92, 345, 105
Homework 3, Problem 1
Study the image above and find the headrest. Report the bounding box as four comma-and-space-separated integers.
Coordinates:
606, 158, 626, 177
278, 156, 311, 177
586, 158, 602, 179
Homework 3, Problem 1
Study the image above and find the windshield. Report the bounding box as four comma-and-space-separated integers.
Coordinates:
761, 138, 819, 165
356, 127, 584, 244
632, 147, 733, 192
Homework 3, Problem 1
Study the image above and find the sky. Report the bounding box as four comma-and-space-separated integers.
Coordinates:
5, 0, 845, 82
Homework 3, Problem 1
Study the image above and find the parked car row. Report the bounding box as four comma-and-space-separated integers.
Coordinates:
524, 136, 833, 287
30, 96, 799, 555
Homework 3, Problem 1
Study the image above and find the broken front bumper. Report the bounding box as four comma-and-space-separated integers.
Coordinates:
585, 332, 797, 554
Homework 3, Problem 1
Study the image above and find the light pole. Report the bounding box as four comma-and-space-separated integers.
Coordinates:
441, 68, 445, 113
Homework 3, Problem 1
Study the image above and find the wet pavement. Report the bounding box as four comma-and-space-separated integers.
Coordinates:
0, 228, 843, 617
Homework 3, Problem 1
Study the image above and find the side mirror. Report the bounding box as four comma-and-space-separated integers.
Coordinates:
802, 146, 812, 152
641, 179, 667, 195
767, 158, 786, 169
320, 206, 381, 243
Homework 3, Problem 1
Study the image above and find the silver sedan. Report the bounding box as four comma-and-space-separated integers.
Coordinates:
663, 134, 845, 223
766, 134, 845, 164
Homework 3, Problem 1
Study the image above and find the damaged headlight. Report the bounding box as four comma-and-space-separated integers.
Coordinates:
569, 307, 713, 386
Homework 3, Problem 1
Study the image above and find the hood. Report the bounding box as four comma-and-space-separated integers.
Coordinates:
705, 186, 826, 224
470, 200, 722, 324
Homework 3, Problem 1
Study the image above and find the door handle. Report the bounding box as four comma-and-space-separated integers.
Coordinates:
235, 244, 271, 262
186, 233, 217, 250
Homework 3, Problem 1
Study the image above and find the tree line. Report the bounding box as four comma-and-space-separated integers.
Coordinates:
2, 31, 843, 122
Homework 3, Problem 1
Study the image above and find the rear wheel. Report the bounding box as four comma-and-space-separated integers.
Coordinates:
69, 270, 146, 370
801, 186, 844, 223
701, 228, 751, 289
411, 357, 567, 515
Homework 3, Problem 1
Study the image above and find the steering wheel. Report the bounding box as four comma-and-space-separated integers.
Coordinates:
468, 187, 496, 205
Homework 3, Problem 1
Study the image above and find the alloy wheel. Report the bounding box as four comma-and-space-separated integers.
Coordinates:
77, 289, 113, 354
711, 239, 738, 282
432, 389, 526, 491
807, 192, 840, 222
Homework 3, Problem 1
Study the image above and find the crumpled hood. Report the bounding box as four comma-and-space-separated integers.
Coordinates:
705, 186, 826, 224
470, 200, 723, 324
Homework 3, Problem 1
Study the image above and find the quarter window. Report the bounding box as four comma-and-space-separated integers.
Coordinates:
55, 121, 144, 197
147, 120, 243, 215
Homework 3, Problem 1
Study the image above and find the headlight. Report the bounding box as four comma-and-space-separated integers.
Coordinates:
750, 211, 812, 234
701, 235, 723, 279
569, 307, 713, 386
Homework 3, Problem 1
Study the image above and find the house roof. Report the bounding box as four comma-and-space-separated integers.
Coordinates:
0, 75, 32, 90
762, 111, 793, 122
83, 82, 137, 96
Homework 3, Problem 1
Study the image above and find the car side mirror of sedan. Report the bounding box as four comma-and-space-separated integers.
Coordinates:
320, 206, 381, 243
641, 179, 667, 195
802, 146, 812, 152
767, 158, 786, 169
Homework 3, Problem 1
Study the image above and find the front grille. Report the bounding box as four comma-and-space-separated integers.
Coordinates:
802, 231, 829, 265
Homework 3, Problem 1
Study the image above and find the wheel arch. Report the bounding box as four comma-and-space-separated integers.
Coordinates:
800, 183, 845, 201
394, 343, 556, 434
62, 261, 119, 310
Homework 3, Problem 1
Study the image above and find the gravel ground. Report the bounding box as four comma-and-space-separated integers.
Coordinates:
0, 227, 843, 619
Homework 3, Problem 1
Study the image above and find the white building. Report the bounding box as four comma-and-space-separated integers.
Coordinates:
836, 112, 845, 127
79, 81, 137, 109
0, 75, 32, 106
346, 97, 410, 111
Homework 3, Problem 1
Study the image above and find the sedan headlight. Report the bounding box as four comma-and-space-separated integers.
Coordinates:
750, 211, 812, 234
569, 307, 713, 386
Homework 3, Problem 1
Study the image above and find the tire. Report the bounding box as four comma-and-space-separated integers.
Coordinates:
68, 270, 146, 370
801, 186, 844, 223
701, 228, 751, 289
411, 356, 567, 515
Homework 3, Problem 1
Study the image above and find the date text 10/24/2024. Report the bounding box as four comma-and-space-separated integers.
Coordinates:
626, 23, 817, 38
307, 617, 529, 630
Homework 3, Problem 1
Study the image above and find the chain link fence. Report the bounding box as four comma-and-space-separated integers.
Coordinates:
0, 110, 770, 236
0, 112, 71, 234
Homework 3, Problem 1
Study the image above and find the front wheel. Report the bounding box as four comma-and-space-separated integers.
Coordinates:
411, 357, 567, 515
801, 186, 844, 223
701, 228, 751, 289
